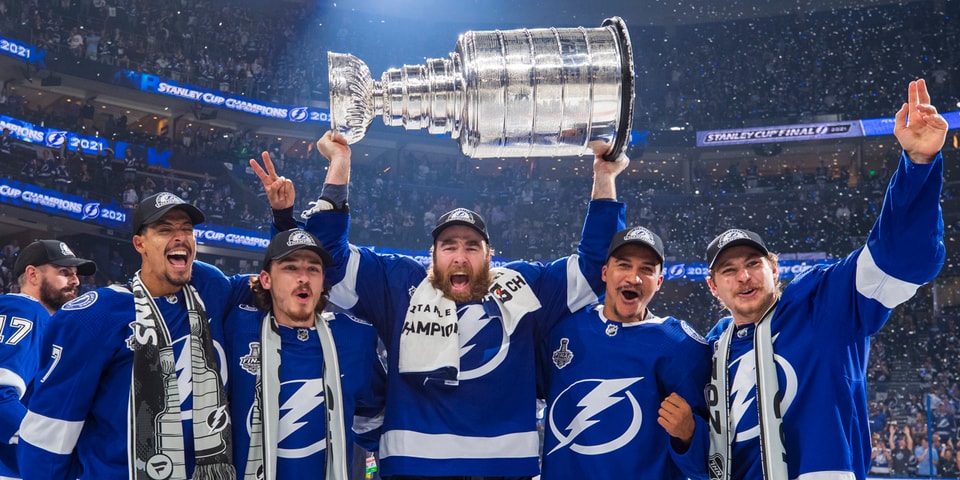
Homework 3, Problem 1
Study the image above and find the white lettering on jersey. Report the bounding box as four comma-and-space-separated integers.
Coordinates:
457, 304, 509, 380
548, 377, 643, 455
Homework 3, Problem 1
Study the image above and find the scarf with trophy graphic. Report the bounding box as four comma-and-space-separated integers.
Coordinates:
128, 272, 234, 480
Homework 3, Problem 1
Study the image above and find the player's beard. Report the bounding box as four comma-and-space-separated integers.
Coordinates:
430, 262, 492, 304
39, 278, 78, 310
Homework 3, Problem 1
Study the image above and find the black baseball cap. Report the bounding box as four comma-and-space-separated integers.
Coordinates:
705, 228, 769, 269
607, 226, 665, 264
14, 240, 96, 278
263, 229, 333, 268
431, 208, 489, 243
132, 192, 205, 234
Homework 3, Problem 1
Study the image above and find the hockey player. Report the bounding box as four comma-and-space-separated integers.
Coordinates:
18, 193, 237, 479
0, 240, 95, 478
538, 227, 710, 479
220, 228, 378, 480
304, 130, 626, 478
697, 79, 946, 480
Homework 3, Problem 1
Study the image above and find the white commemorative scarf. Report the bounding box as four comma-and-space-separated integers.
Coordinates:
399, 267, 541, 382
708, 301, 787, 480
243, 311, 347, 480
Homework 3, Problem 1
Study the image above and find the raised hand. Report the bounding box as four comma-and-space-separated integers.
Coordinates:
250, 151, 295, 210
894, 79, 948, 165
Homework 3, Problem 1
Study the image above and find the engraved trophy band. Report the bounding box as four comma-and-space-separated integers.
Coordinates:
328, 17, 635, 160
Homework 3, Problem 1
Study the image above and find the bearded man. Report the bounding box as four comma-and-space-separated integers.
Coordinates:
0, 240, 95, 478
293, 130, 627, 479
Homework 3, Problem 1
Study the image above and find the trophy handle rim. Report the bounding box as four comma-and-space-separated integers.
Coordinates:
601, 16, 636, 162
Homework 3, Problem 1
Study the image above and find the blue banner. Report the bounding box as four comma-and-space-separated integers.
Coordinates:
0, 177, 128, 228
0, 115, 108, 155
192, 224, 270, 251
664, 259, 836, 281
0, 34, 44, 65
697, 120, 864, 147
116, 70, 331, 124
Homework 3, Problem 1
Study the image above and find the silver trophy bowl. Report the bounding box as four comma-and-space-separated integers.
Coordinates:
328, 17, 635, 160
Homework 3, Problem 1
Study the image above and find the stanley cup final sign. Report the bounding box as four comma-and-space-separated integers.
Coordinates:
328, 17, 635, 160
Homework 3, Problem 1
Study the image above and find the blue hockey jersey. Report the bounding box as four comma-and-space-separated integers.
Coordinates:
538, 306, 711, 479
309, 199, 624, 477
223, 287, 378, 479
17, 261, 233, 480
707, 152, 945, 480
0, 293, 49, 478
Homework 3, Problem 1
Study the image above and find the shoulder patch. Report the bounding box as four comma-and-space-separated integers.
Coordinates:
238, 303, 258, 312
680, 321, 707, 344
62, 291, 98, 311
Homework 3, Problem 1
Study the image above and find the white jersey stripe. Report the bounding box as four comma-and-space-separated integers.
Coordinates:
0, 368, 26, 399
564, 254, 598, 313
855, 245, 921, 309
796, 471, 856, 480
19, 410, 84, 455
380, 429, 539, 460
328, 245, 362, 309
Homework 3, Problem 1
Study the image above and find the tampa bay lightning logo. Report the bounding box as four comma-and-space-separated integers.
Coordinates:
548, 377, 644, 455
668, 264, 685, 278
457, 303, 509, 380
288, 107, 309, 122
728, 333, 797, 443
45, 130, 67, 147
246, 379, 327, 458
82, 202, 101, 220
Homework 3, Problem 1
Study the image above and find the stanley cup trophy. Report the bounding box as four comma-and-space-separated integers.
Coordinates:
328, 17, 635, 161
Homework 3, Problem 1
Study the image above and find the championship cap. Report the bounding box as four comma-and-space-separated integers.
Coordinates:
132, 192, 205, 234
263, 229, 333, 269
606, 226, 665, 264
431, 208, 490, 243
14, 240, 97, 278
705, 228, 769, 269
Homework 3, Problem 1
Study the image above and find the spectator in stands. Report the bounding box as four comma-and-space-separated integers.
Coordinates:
52, 155, 72, 193
916, 438, 939, 477
934, 402, 956, 441
36, 149, 56, 188
67, 27, 83, 57
121, 182, 138, 210
0, 128, 12, 158
869, 433, 893, 476
889, 423, 914, 476
940, 447, 959, 477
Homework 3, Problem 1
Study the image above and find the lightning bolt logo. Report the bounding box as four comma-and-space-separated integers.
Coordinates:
548, 377, 644, 456
245, 379, 327, 458
728, 333, 798, 444
457, 304, 510, 381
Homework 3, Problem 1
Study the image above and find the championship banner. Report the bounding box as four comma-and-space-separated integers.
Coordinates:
116, 70, 332, 124
663, 259, 836, 281
0, 115, 107, 155
697, 120, 864, 147
0, 177, 128, 228
0, 34, 44, 65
